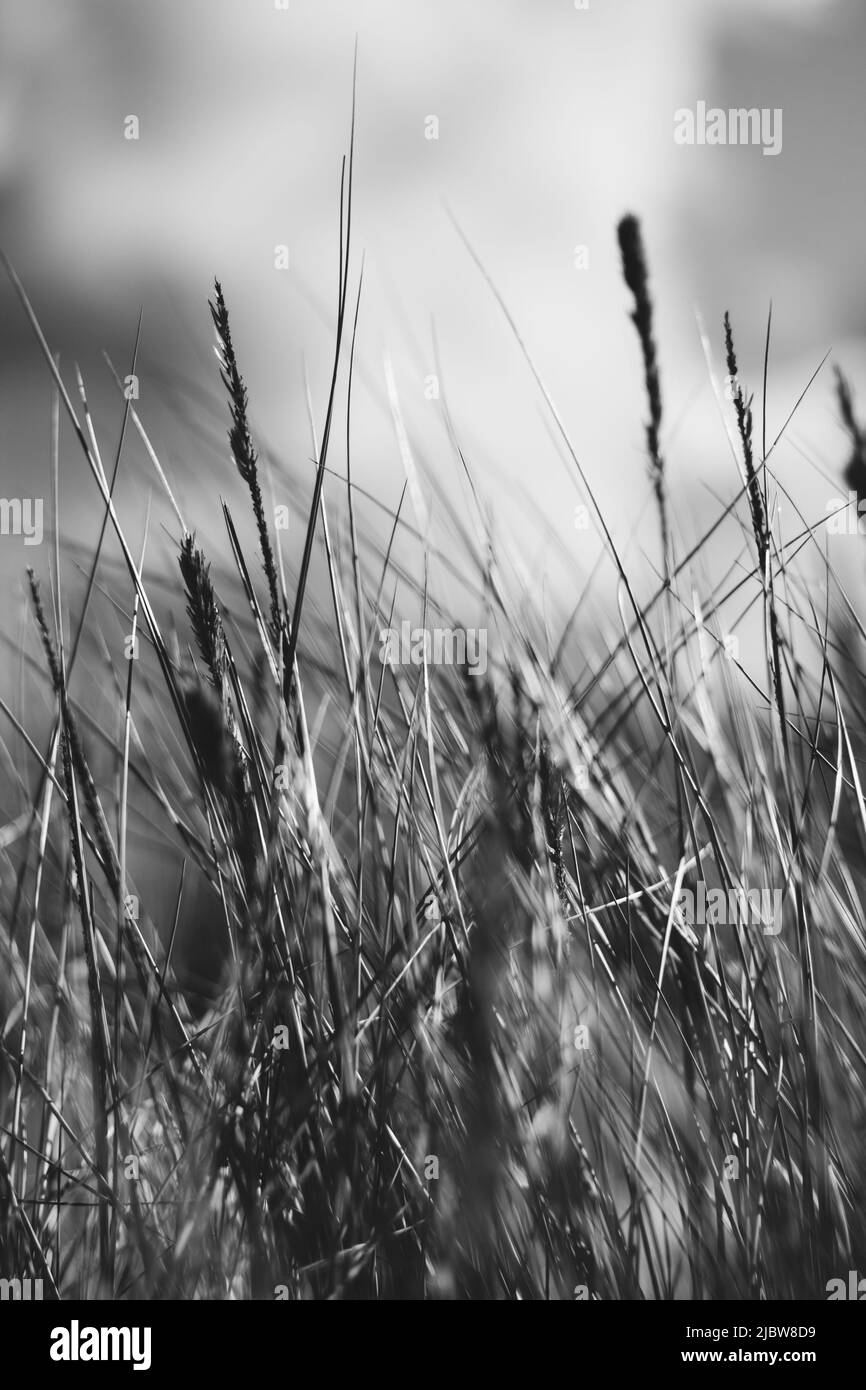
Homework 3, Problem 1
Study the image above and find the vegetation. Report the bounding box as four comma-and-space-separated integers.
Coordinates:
1, 136, 865, 1300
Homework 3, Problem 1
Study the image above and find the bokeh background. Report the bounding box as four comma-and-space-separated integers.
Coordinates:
1, 0, 865, 634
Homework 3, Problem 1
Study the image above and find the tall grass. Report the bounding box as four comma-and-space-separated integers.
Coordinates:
1, 154, 865, 1300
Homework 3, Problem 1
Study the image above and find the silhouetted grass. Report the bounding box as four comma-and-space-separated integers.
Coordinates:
1, 168, 865, 1301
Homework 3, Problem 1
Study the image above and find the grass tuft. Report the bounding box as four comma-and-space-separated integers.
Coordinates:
0, 179, 865, 1302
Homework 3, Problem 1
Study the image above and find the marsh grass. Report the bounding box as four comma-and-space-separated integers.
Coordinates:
1, 148, 866, 1300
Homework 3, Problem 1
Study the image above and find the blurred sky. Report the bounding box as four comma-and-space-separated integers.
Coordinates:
1, 0, 865, 615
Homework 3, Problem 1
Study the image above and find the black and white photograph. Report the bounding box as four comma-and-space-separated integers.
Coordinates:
0, 0, 865, 1357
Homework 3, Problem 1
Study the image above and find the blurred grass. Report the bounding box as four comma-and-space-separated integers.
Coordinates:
1, 148, 866, 1300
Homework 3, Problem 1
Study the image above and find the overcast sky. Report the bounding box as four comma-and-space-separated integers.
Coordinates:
1, 0, 864, 606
